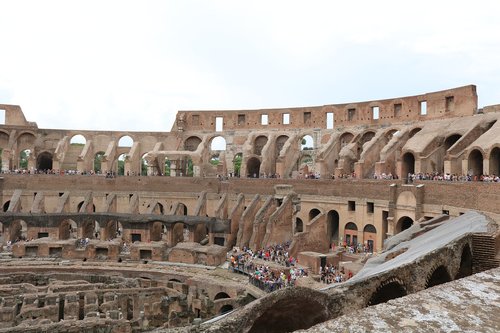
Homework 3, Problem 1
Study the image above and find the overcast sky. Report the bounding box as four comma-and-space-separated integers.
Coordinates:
1, 0, 500, 132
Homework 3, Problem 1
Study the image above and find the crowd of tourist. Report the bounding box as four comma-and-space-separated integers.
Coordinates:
228, 242, 308, 292
319, 264, 353, 284
405, 172, 500, 183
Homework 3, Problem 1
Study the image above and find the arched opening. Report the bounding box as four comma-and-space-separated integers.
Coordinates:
275, 135, 289, 157
172, 223, 184, 246
254, 136, 268, 155
193, 223, 207, 243
118, 135, 133, 147
344, 222, 358, 246
104, 220, 122, 240
426, 265, 451, 288
214, 292, 231, 300
360, 131, 375, 145
468, 149, 484, 176
300, 135, 314, 150
455, 244, 473, 279
363, 224, 377, 253
248, 294, 330, 333
140, 153, 150, 176
402, 152, 415, 177
184, 136, 202, 151
117, 153, 126, 176
385, 129, 399, 141
93, 152, 105, 173
3, 200, 10, 212
37, 152, 53, 171
177, 203, 188, 216
59, 219, 77, 240
70, 134, 86, 145
151, 222, 164, 242
9, 219, 27, 242
395, 216, 413, 233
295, 218, 303, 234
210, 136, 226, 151
247, 157, 261, 178
82, 220, 100, 239
19, 149, 31, 170
409, 127, 422, 138
219, 304, 234, 315
308, 208, 321, 221
444, 134, 461, 150
233, 153, 242, 177
339, 132, 354, 148
368, 281, 407, 306
153, 202, 164, 214
489, 147, 500, 176
327, 210, 340, 246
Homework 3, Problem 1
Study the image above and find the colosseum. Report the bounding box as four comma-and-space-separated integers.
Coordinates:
0, 84, 499, 332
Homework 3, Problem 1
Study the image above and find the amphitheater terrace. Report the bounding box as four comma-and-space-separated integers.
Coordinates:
0, 84, 499, 332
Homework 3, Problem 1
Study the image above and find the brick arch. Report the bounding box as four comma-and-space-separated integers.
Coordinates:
425, 264, 452, 289
367, 277, 408, 306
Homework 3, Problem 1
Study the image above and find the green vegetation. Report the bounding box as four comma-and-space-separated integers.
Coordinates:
233, 154, 242, 177
20, 150, 30, 169
94, 152, 104, 172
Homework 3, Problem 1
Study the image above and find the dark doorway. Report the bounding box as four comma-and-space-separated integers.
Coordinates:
327, 210, 340, 246
247, 157, 261, 178
37, 152, 53, 171
426, 266, 451, 288
368, 281, 407, 306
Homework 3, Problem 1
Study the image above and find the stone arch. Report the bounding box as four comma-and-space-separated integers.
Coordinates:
215, 292, 231, 300
118, 135, 133, 147
59, 219, 77, 240
444, 134, 461, 150
193, 223, 207, 243
295, 218, 303, 234
117, 153, 127, 176
275, 135, 289, 156
2, 200, 9, 212
409, 127, 422, 138
233, 153, 242, 177
16, 132, 36, 149
368, 279, 407, 306
363, 224, 377, 252
9, 219, 27, 242
70, 134, 87, 145
247, 157, 261, 178
19, 149, 31, 170
219, 304, 234, 315
327, 210, 340, 245
177, 203, 188, 215
153, 202, 164, 215
489, 147, 500, 176
151, 222, 164, 242
426, 265, 452, 288
37, 151, 53, 171
402, 152, 415, 176
385, 129, 399, 141
455, 243, 473, 279
103, 220, 122, 240
339, 132, 354, 148
82, 220, 100, 239
172, 223, 184, 246
254, 136, 268, 155
93, 151, 105, 173
360, 131, 375, 145
468, 149, 484, 176
300, 134, 314, 151
248, 288, 331, 333
140, 153, 150, 176
184, 136, 202, 151
210, 136, 226, 151
395, 216, 413, 233
344, 222, 358, 246
309, 208, 321, 222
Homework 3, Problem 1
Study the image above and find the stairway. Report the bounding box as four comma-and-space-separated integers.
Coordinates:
472, 233, 500, 273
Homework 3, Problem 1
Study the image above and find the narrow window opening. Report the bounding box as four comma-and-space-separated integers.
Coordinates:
238, 114, 245, 125
0, 109, 5, 124
326, 112, 334, 129
348, 108, 356, 121
445, 96, 454, 112
261, 114, 268, 125
348, 200, 356, 211
372, 106, 380, 120
367, 202, 374, 213
394, 103, 402, 117
192, 115, 200, 125
282, 113, 290, 125
303, 112, 311, 124
420, 101, 427, 115
215, 117, 223, 132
